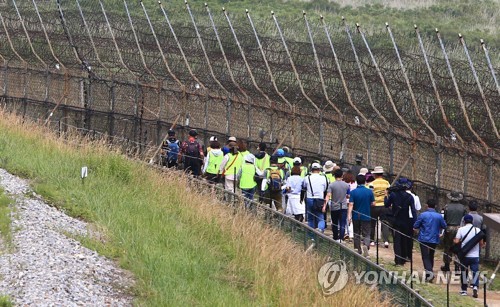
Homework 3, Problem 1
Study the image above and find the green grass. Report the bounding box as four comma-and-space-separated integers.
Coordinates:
0, 295, 12, 307
0, 114, 391, 306
0, 130, 252, 305
146, 0, 500, 47
0, 188, 13, 247
383, 262, 478, 306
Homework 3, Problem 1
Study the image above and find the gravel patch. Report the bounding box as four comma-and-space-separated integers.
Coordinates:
0, 168, 134, 306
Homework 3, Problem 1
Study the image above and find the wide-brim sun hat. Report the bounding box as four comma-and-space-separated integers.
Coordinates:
228, 136, 237, 142
447, 191, 464, 202
372, 166, 384, 174
323, 160, 336, 172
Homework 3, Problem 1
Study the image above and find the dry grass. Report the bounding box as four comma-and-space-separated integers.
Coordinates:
0, 109, 391, 306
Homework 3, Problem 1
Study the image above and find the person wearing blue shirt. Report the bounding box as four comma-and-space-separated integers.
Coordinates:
413, 199, 447, 282
348, 174, 375, 258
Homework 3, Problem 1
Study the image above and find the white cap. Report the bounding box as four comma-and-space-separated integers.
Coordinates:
311, 162, 321, 170
228, 136, 237, 142
244, 154, 255, 163
358, 168, 369, 176
209, 136, 218, 142
293, 157, 302, 164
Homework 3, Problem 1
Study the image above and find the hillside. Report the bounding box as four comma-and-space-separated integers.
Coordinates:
172, 0, 500, 46
0, 111, 390, 305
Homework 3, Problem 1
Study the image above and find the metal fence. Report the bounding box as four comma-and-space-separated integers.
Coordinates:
186, 176, 432, 307
0, 0, 499, 266
0, 1, 498, 211
0, 96, 490, 306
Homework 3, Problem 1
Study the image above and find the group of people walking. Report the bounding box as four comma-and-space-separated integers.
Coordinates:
161, 130, 487, 295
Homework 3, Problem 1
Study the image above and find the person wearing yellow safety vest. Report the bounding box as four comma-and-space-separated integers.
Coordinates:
255, 143, 270, 203
237, 154, 263, 210
206, 136, 218, 154
202, 140, 223, 184
323, 161, 337, 183
237, 139, 250, 159
219, 144, 243, 201
276, 149, 291, 173
261, 155, 286, 212
282, 146, 294, 172
292, 157, 308, 178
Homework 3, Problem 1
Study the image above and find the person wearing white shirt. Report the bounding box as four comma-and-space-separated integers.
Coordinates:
454, 214, 486, 298
302, 163, 328, 233
285, 166, 305, 221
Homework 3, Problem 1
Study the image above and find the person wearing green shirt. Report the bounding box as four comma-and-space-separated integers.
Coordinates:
261, 155, 286, 212
255, 142, 270, 203
237, 154, 263, 210
202, 140, 223, 184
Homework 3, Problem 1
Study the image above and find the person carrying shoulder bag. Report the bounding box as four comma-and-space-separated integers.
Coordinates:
454, 214, 486, 298
302, 163, 328, 233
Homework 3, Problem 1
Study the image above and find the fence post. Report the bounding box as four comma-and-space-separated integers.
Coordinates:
366, 121, 372, 168
44, 69, 50, 103
247, 102, 251, 141
84, 72, 92, 132
463, 152, 468, 195
22, 68, 28, 118
487, 149, 494, 203
108, 78, 115, 138
435, 137, 442, 202
204, 96, 208, 145
226, 97, 231, 136
319, 114, 324, 156
133, 80, 139, 144
389, 131, 395, 178
157, 84, 163, 146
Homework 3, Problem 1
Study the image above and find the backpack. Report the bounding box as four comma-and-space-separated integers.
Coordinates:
186, 140, 200, 158
166, 140, 180, 162
268, 168, 282, 192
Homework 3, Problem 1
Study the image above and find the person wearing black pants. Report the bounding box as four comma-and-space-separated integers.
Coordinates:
393, 223, 414, 265
385, 177, 417, 266
413, 199, 447, 281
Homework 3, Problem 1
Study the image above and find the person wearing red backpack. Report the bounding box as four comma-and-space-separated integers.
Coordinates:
180, 129, 204, 176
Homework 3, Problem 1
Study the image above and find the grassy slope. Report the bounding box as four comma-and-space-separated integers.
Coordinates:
0, 112, 389, 306
0, 188, 12, 248
155, 0, 500, 45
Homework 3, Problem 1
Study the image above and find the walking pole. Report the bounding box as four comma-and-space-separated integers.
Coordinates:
149, 114, 181, 164
376, 221, 379, 265
447, 271, 450, 307
484, 277, 487, 307
233, 166, 237, 206
410, 248, 413, 289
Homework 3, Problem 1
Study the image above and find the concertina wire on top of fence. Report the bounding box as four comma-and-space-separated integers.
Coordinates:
0, 2, 498, 213
0, 105, 433, 306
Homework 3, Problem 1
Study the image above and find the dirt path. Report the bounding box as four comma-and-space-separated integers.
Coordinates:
321, 227, 500, 306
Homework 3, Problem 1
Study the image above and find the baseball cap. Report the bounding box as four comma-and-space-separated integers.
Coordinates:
311, 162, 321, 170
293, 157, 302, 165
